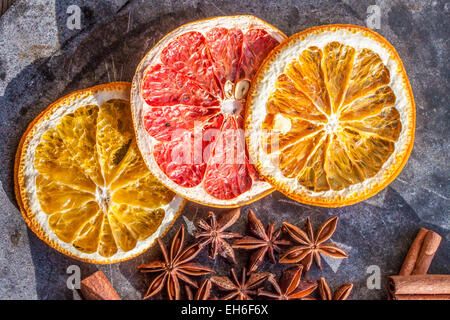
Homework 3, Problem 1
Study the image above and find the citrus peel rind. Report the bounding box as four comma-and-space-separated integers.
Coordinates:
245, 25, 415, 207
131, 16, 287, 208
15, 82, 185, 264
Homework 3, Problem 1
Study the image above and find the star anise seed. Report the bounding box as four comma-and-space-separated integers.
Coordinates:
185, 279, 216, 300
318, 277, 353, 300
233, 209, 291, 273
210, 268, 270, 300
258, 265, 317, 300
195, 208, 242, 264
138, 225, 215, 300
280, 216, 348, 271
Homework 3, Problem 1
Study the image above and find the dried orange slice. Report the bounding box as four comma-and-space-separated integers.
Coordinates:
131, 16, 286, 207
15, 82, 185, 263
246, 25, 415, 207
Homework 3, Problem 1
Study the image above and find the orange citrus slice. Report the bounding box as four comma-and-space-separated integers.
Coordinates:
246, 25, 415, 207
15, 82, 185, 263
131, 16, 287, 207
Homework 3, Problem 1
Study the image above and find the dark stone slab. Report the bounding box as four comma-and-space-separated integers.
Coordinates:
0, 0, 448, 300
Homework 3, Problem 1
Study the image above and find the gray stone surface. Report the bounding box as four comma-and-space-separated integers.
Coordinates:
0, 0, 448, 300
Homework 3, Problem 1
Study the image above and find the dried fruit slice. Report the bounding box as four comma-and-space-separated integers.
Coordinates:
132, 16, 287, 207
246, 25, 415, 207
15, 83, 185, 263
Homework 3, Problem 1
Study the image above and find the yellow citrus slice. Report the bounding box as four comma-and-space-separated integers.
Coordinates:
246, 25, 415, 207
131, 15, 287, 208
15, 82, 185, 263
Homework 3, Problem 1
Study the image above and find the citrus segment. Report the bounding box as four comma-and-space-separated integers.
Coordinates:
96, 99, 134, 185
203, 117, 252, 199
160, 31, 222, 97
246, 25, 415, 206
343, 48, 390, 107
34, 128, 96, 192
338, 129, 395, 178
339, 86, 395, 121
111, 173, 174, 209
153, 114, 224, 188
322, 42, 355, 113
205, 27, 243, 85
324, 137, 364, 190
54, 104, 104, 186
35, 175, 94, 213
110, 204, 164, 240
238, 29, 280, 80
262, 115, 323, 153
108, 213, 137, 252
277, 131, 325, 179
72, 211, 103, 254
48, 201, 100, 243
267, 74, 327, 121
144, 105, 220, 141
98, 214, 118, 258
15, 83, 185, 263
285, 47, 331, 115
153, 134, 206, 188
296, 136, 330, 192
132, 16, 286, 207
343, 107, 401, 141
109, 141, 149, 190
141, 64, 218, 107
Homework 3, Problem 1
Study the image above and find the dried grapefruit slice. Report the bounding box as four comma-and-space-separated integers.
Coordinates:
131, 16, 286, 207
15, 83, 185, 263
246, 25, 415, 207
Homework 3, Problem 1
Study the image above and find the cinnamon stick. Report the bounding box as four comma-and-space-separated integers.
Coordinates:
399, 228, 428, 275
80, 271, 121, 300
388, 275, 450, 297
412, 230, 442, 275
393, 294, 450, 300
399, 228, 442, 275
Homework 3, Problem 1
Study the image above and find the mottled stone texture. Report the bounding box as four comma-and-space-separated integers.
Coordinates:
0, 0, 448, 300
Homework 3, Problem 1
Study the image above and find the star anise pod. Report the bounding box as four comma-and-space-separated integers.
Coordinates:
232, 209, 291, 273
194, 208, 242, 264
184, 279, 216, 300
138, 225, 215, 300
318, 277, 353, 300
280, 216, 348, 270
258, 265, 317, 300
210, 268, 270, 300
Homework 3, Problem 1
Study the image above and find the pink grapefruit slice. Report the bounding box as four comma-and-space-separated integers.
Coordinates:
131, 16, 286, 207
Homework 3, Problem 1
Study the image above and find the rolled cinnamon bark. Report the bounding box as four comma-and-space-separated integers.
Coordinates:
412, 231, 442, 275
388, 275, 450, 297
393, 294, 450, 300
399, 228, 428, 275
81, 270, 121, 300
